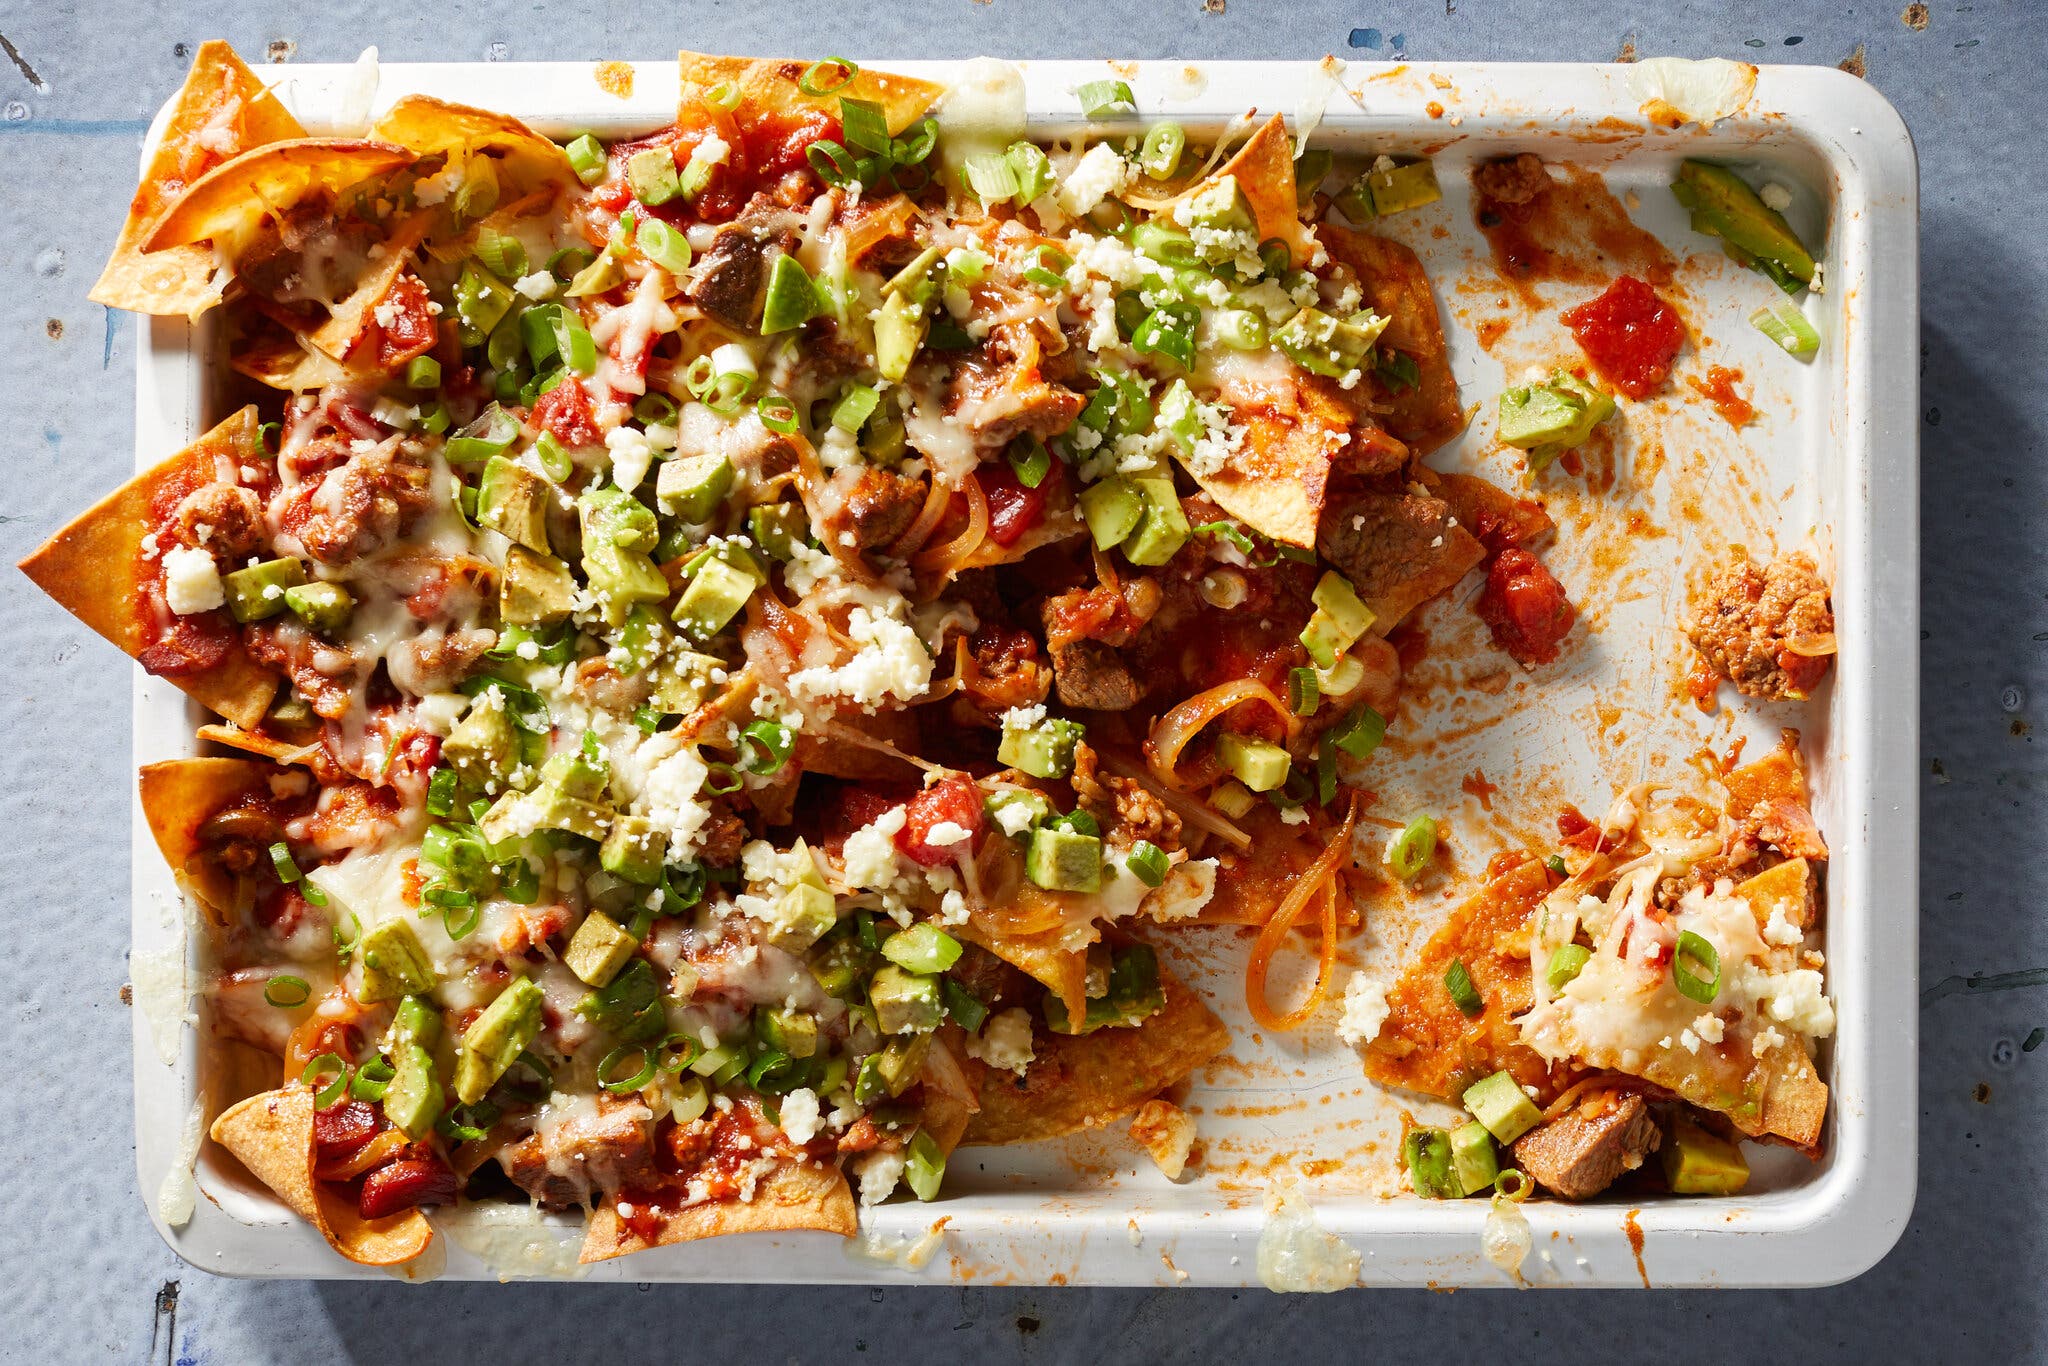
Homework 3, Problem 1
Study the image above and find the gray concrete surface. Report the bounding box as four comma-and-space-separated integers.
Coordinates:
0, 2, 2037, 1361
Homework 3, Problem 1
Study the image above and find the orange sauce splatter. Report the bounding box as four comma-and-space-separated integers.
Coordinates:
1687, 365, 1756, 427
1623, 1209, 1649, 1287
1462, 768, 1499, 810
594, 60, 635, 98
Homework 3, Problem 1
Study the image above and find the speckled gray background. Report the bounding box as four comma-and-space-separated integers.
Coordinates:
0, 1, 2034, 1361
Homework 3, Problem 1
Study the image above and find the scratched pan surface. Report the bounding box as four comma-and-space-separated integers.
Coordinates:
125, 57, 1918, 1286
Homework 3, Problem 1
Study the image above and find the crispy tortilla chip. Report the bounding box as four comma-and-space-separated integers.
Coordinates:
677, 51, 943, 136
578, 1158, 857, 1262
955, 916, 1092, 1027
144, 138, 412, 252
1191, 114, 1315, 268
962, 961, 1229, 1146
1364, 858, 1554, 1100
138, 757, 277, 919
369, 95, 578, 198
209, 1085, 434, 1266
1728, 857, 1814, 935
20, 407, 277, 728
305, 209, 433, 361
230, 323, 367, 391
1197, 364, 1353, 548
1319, 223, 1465, 453
1756, 1046, 1829, 1150
91, 41, 305, 315
1411, 464, 1553, 550
196, 722, 323, 767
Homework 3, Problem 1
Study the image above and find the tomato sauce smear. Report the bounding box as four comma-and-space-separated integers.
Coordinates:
1561, 275, 1685, 400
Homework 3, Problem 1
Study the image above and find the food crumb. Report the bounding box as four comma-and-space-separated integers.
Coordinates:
594, 60, 634, 99
1203, 0, 1226, 12
1160, 1248, 1190, 1283
1903, 3, 1929, 31
1838, 44, 1867, 78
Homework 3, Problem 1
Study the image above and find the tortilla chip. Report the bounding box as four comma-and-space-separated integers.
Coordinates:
209, 1085, 434, 1266
578, 1158, 857, 1262
369, 95, 578, 199
138, 756, 277, 918
1364, 857, 1554, 1100
1411, 465, 1553, 550
1728, 857, 1814, 936
955, 917, 1092, 1028
677, 51, 943, 136
304, 209, 434, 361
143, 138, 413, 252
196, 722, 323, 767
1756, 1046, 1829, 1150
19, 406, 277, 729
1196, 113, 1315, 268
90, 41, 305, 315
961, 961, 1229, 1146
1319, 223, 1465, 453
1197, 366, 1354, 548
230, 323, 367, 392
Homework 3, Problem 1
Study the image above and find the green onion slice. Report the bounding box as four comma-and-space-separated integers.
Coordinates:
703, 761, 744, 796
264, 975, 311, 1009
1750, 299, 1820, 361
1672, 930, 1721, 1003
426, 767, 458, 818
1331, 705, 1387, 760
301, 1052, 351, 1108
904, 1126, 946, 1200
757, 391, 800, 435
1444, 959, 1484, 1017
268, 842, 303, 883
1288, 666, 1320, 716
598, 1044, 658, 1093
798, 58, 859, 96
738, 719, 796, 774
564, 133, 607, 185
1007, 435, 1052, 489
1140, 122, 1185, 179
1126, 841, 1170, 888
1387, 815, 1438, 881
1076, 79, 1136, 119
351, 1057, 396, 1102
1545, 943, 1592, 992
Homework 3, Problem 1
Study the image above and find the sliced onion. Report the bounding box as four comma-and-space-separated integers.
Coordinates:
1781, 632, 1838, 658
889, 471, 956, 559
1145, 677, 1297, 789
1244, 796, 1357, 1031
912, 474, 989, 575
1627, 57, 1757, 130
919, 1032, 982, 1114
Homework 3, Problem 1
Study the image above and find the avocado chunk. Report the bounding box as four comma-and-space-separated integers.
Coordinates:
1215, 732, 1290, 793
755, 1005, 820, 1060
1274, 307, 1389, 380
541, 746, 611, 800
454, 976, 544, 1104
442, 697, 518, 784
854, 1032, 932, 1103
985, 788, 1053, 836
357, 918, 438, 1003
282, 581, 354, 635
500, 546, 578, 626
1079, 476, 1143, 551
760, 252, 821, 334
383, 993, 443, 1055
1299, 571, 1376, 667
1024, 825, 1103, 893
648, 649, 723, 716
564, 242, 627, 299
997, 716, 1084, 780
1662, 1116, 1750, 1195
478, 455, 553, 553
1450, 1120, 1500, 1197
579, 485, 668, 622
222, 557, 308, 624
626, 146, 684, 206
870, 964, 945, 1034
575, 957, 665, 1041
1122, 476, 1190, 567
873, 289, 927, 382
1497, 370, 1615, 470
768, 880, 838, 954
673, 551, 763, 639
564, 910, 640, 988
655, 451, 735, 523
1367, 159, 1442, 216
382, 1042, 444, 1140
599, 814, 667, 885
747, 501, 807, 561
1183, 174, 1257, 264
519, 784, 611, 842
1462, 1069, 1542, 1145
1403, 1126, 1460, 1199
1671, 160, 1815, 290
808, 933, 878, 1000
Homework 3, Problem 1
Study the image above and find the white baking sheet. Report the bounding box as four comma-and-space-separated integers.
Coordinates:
127, 56, 1919, 1287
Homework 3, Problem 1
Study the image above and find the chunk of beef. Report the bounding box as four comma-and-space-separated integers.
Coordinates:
822, 465, 926, 552
1316, 491, 1463, 600
288, 437, 436, 567
1048, 639, 1143, 712
947, 324, 1084, 446
171, 483, 269, 561
965, 623, 1051, 713
1473, 153, 1551, 206
1684, 552, 1835, 700
1510, 1092, 1660, 1200
496, 1097, 659, 1208
1073, 743, 1182, 851
687, 228, 768, 331
388, 626, 497, 697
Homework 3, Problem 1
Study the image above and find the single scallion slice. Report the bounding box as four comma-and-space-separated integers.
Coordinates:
1330, 705, 1386, 759
636, 217, 694, 275
564, 133, 607, 186
1750, 298, 1821, 360
406, 355, 441, 390
264, 975, 311, 1009
881, 923, 964, 974
1288, 666, 1321, 716
757, 391, 800, 435
839, 97, 891, 155
1139, 122, 1185, 179
738, 719, 796, 774
1444, 959, 1484, 1017
301, 1052, 351, 1108
1076, 78, 1136, 119
1007, 435, 1052, 488
597, 1043, 658, 1093
1125, 841, 1170, 888
1545, 943, 1592, 992
962, 150, 1021, 203
351, 1057, 396, 1102
1672, 930, 1722, 1004
903, 1126, 946, 1200
798, 57, 859, 96
1386, 815, 1438, 881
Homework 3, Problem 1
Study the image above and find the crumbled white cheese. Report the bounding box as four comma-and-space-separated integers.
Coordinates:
855, 1149, 907, 1205
840, 806, 909, 891
513, 271, 557, 300
1759, 182, 1793, 211
778, 1087, 823, 1145
1693, 1012, 1726, 1044
605, 424, 655, 496
161, 545, 225, 614
1762, 904, 1803, 948
1056, 143, 1130, 217
1759, 967, 1836, 1037
786, 601, 934, 712
1336, 970, 1392, 1048
964, 1006, 1035, 1074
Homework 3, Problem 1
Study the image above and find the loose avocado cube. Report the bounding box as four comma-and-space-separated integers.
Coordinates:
610, 604, 668, 675
1079, 476, 1143, 551
382, 1042, 444, 1140
997, 716, 1084, 780
1186, 174, 1256, 234
985, 788, 1053, 836
1215, 732, 1291, 793
529, 786, 611, 841
760, 252, 821, 334
1298, 609, 1349, 669
808, 934, 878, 1000
1662, 1116, 1750, 1195
580, 484, 660, 553
755, 1005, 820, 1060
873, 289, 927, 382
564, 243, 626, 299
500, 546, 578, 626
583, 542, 670, 623
1671, 160, 1814, 288
768, 880, 838, 954
1367, 159, 1443, 216
1497, 382, 1584, 450
1274, 307, 1388, 380
1450, 1120, 1500, 1197
564, 910, 640, 988
1122, 476, 1190, 566
599, 814, 667, 885
1024, 826, 1103, 893
870, 965, 945, 1034
357, 918, 438, 1003
655, 451, 735, 523
454, 976, 544, 1104
1462, 1069, 1543, 1145
874, 1032, 931, 1097
384, 994, 443, 1054
282, 581, 354, 635
478, 455, 553, 553
748, 501, 807, 561
1310, 572, 1375, 640
882, 244, 945, 299
541, 748, 610, 801
626, 146, 684, 206
673, 553, 761, 639
649, 650, 723, 716
222, 557, 308, 624
443, 699, 518, 784
1403, 1126, 1460, 1199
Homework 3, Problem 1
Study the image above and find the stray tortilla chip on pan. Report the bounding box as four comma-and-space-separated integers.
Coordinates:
19, 405, 277, 729
137, 757, 280, 923
369, 95, 580, 199
210, 1085, 434, 1266
580, 1158, 857, 1263
143, 138, 414, 254
91, 40, 305, 317
677, 51, 943, 135
1318, 222, 1466, 454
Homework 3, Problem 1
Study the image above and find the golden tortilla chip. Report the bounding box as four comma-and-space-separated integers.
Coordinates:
19, 406, 277, 729
677, 51, 943, 136
230, 323, 368, 392
579, 1158, 857, 1262
196, 722, 323, 767
138, 757, 277, 919
1196, 364, 1350, 548
1195, 113, 1315, 268
304, 209, 434, 361
1411, 464, 1553, 550
143, 138, 412, 252
369, 95, 578, 199
1319, 223, 1465, 454
209, 1085, 434, 1266
962, 961, 1229, 1146
954, 917, 1092, 1028
90, 40, 305, 316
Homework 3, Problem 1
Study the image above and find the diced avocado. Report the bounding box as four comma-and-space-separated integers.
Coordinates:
381, 1042, 444, 1140
580, 484, 660, 553
1462, 1069, 1542, 1145
564, 243, 627, 298
1450, 1120, 1500, 1197
873, 289, 927, 382
1025, 825, 1103, 893
1497, 371, 1615, 469
673, 552, 761, 639
611, 603, 668, 675
655, 451, 735, 523
870, 965, 945, 1034
859, 1032, 931, 1102
357, 918, 438, 1003
1122, 476, 1190, 566
222, 557, 308, 624
599, 814, 668, 885
280, 580, 353, 635
760, 252, 821, 334
808, 933, 877, 1000
443, 698, 519, 783
882, 243, 945, 300
649, 649, 723, 715
478, 455, 553, 553
564, 910, 640, 987
767, 880, 838, 954
1403, 1126, 1460, 1199
997, 716, 1084, 780
454, 976, 544, 1104
1209, 779, 1257, 818
500, 546, 578, 625
986, 788, 1053, 836
1185, 174, 1256, 235
541, 747, 610, 800
755, 1006, 820, 1060
1662, 1116, 1750, 1195
1079, 476, 1143, 551
1367, 159, 1443, 216
1274, 307, 1389, 380
584, 541, 670, 621
625, 146, 684, 206
1216, 732, 1291, 793
1671, 160, 1815, 289
747, 501, 807, 561
384, 994, 443, 1054
1298, 609, 1349, 669
1310, 571, 1375, 640
527, 785, 611, 841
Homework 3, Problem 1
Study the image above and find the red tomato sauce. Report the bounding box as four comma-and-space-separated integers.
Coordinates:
1561, 276, 1685, 399
1474, 548, 1576, 666
1685, 364, 1755, 427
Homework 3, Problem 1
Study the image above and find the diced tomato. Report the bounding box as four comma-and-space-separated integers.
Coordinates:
1475, 548, 1576, 666
137, 611, 233, 678
531, 377, 602, 448
744, 107, 840, 184
1561, 275, 1685, 399
313, 1100, 381, 1159
1557, 804, 1602, 851
831, 782, 916, 842
357, 1155, 459, 1219
373, 273, 439, 367
978, 459, 1053, 548
895, 777, 987, 868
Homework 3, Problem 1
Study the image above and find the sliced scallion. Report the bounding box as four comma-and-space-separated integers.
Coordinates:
1444, 959, 1484, 1017
1750, 298, 1820, 361
264, 975, 311, 1009
1672, 930, 1722, 1004
1076, 79, 1136, 119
